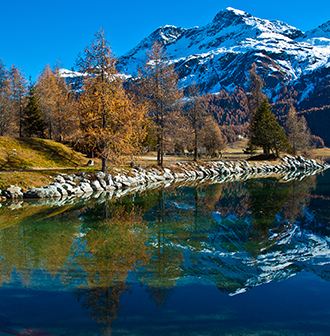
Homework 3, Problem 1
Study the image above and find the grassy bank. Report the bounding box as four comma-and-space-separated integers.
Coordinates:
0, 136, 93, 191
1, 136, 330, 193
0, 137, 89, 170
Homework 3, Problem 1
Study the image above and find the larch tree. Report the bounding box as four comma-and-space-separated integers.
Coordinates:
35, 65, 59, 140
298, 116, 312, 156
0, 59, 12, 136
53, 67, 79, 143
185, 84, 207, 161
246, 63, 266, 120
36, 65, 79, 142
285, 105, 312, 156
77, 29, 147, 172
202, 116, 226, 158
9, 65, 28, 137
137, 42, 182, 166
285, 105, 300, 155
183, 84, 213, 161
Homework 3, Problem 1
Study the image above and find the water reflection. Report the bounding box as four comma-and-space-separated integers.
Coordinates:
0, 171, 330, 333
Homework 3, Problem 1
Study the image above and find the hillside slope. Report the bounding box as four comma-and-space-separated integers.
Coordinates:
0, 137, 88, 170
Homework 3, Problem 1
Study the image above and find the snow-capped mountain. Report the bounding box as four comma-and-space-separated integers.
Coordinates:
116, 7, 330, 101
298, 20, 330, 47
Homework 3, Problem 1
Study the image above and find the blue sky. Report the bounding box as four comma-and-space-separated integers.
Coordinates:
1, 0, 329, 80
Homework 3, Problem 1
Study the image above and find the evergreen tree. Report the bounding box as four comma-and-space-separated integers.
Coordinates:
22, 81, 44, 138
248, 98, 290, 157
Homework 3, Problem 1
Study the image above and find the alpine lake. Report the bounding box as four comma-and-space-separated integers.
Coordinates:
1, 165, 330, 336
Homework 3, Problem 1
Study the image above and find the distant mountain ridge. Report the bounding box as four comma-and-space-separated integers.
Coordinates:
116, 7, 330, 103
61, 8, 330, 144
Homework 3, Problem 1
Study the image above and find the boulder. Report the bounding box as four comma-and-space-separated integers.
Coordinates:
121, 181, 131, 188
96, 171, 105, 180
61, 183, 74, 193
3, 185, 23, 199
50, 182, 68, 197
104, 185, 116, 191
90, 180, 104, 192
65, 175, 74, 182
24, 185, 61, 198
105, 174, 114, 186
98, 178, 107, 189
114, 182, 123, 189
54, 175, 66, 184
78, 182, 94, 193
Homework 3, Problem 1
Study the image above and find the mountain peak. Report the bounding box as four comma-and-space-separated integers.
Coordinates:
212, 7, 251, 24
225, 7, 249, 16
297, 19, 330, 47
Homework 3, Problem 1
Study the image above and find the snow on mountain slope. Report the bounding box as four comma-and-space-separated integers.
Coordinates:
298, 20, 330, 47
116, 7, 330, 100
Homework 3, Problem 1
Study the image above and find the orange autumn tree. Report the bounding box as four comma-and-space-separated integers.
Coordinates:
77, 29, 147, 172
36, 64, 78, 142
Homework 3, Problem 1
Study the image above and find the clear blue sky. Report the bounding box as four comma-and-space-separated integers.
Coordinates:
1, 0, 329, 80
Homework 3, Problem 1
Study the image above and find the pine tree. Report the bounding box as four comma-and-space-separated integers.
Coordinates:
248, 98, 290, 157
22, 81, 44, 138
77, 29, 147, 172
137, 42, 182, 166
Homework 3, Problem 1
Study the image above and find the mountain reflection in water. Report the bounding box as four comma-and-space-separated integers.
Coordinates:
1, 170, 330, 335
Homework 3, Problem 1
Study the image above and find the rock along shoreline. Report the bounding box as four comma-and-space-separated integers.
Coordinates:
1, 155, 329, 201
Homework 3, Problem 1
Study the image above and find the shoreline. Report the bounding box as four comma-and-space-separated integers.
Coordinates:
1, 155, 329, 203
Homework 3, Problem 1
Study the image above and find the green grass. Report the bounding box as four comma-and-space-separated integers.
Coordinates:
0, 136, 89, 170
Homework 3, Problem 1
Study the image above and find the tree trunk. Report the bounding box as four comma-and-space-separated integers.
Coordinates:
194, 122, 198, 161
102, 157, 108, 173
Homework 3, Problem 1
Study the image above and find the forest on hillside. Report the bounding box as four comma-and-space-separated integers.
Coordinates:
0, 30, 327, 172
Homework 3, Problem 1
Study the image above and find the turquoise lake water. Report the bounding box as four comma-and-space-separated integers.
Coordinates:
1, 169, 330, 335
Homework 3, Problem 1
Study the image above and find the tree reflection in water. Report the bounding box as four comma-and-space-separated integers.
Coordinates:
0, 172, 325, 332
67, 201, 149, 332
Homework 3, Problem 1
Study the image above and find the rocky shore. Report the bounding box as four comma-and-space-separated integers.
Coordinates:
1, 155, 329, 201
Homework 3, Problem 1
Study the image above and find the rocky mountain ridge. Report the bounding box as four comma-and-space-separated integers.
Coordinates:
116, 7, 330, 103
